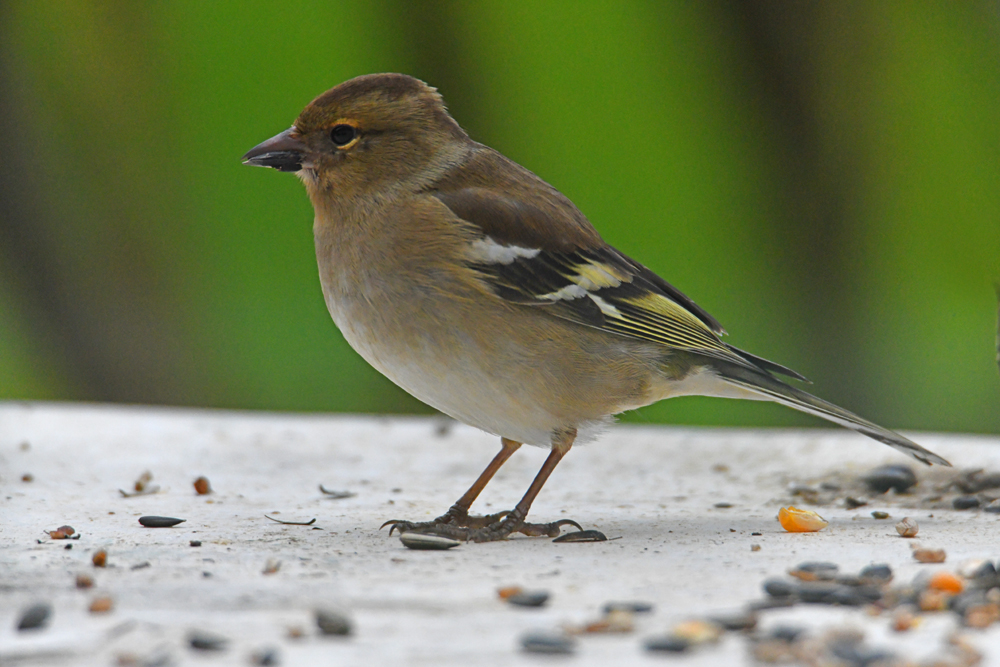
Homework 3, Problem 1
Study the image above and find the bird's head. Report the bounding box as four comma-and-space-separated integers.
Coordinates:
243, 73, 468, 200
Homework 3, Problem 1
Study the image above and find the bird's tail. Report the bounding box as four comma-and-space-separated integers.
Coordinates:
714, 363, 951, 467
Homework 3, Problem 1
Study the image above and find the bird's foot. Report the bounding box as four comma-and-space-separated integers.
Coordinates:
381, 506, 582, 542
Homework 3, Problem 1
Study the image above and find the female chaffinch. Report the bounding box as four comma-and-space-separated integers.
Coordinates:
244, 73, 949, 542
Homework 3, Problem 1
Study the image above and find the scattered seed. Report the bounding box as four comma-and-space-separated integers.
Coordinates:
262, 559, 281, 575
603, 601, 654, 614
928, 571, 964, 594
871, 511, 890, 519
845, 496, 868, 509
497, 586, 523, 599
139, 516, 185, 528
130, 561, 151, 570
193, 476, 212, 495
120, 471, 159, 496
315, 609, 352, 636
76, 573, 94, 589
263, 514, 316, 526
984, 499, 1000, 513
318, 485, 355, 499
249, 647, 281, 666
714, 502, 733, 508
581, 609, 634, 633
763, 578, 797, 598
777, 506, 828, 532
896, 517, 919, 538
953, 496, 981, 510
190, 540, 202, 547
17, 603, 51, 631
521, 631, 575, 654
863, 464, 917, 494
751, 544, 761, 552
507, 591, 549, 608
789, 562, 839, 581
645, 635, 690, 653
913, 548, 947, 563
858, 564, 893, 585
671, 619, 722, 645
964, 604, 1000, 628
919, 589, 951, 611
93, 549, 107, 567
708, 610, 757, 631
399, 532, 460, 550
552, 529, 607, 542
891, 608, 917, 632
21, 473, 34, 482
188, 630, 228, 651
89, 597, 113, 613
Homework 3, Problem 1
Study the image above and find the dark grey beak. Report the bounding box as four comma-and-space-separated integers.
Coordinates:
242, 127, 307, 172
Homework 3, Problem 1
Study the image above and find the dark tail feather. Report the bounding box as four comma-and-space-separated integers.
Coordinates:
716, 364, 950, 467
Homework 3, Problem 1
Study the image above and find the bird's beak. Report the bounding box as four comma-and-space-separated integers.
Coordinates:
242, 127, 307, 172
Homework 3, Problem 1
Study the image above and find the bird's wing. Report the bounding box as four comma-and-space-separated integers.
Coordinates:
432, 180, 805, 381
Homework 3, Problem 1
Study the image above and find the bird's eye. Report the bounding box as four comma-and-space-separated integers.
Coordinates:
330, 124, 357, 147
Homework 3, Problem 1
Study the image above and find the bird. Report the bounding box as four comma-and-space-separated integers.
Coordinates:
243, 73, 950, 542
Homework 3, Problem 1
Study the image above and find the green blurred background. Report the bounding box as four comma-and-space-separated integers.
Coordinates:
1, 1, 997, 435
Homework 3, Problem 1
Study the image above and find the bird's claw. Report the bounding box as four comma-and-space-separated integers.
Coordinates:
381, 512, 584, 542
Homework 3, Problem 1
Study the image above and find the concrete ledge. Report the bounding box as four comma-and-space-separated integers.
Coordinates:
1, 402, 997, 665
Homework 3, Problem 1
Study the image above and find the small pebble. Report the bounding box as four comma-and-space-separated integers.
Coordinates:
193, 476, 212, 495
895, 517, 919, 537
645, 635, 690, 653
76, 573, 94, 589
139, 516, 186, 528
913, 548, 947, 563
603, 601, 654, 614
953, 496, 981, 510
520, 631, 575, 654
871, 511, 890, 519
862, 464, 917, 494
399, 532, 461, 550
16, 603, 51, 631
315, 609, 352, 636
507, 591, 550, 608
844, 496, 868, 509
713, 502, 733, 508
552, 529, 607, 542
190, 540, 202, 547
189, 630, 229, 651
93, 549, 108, 567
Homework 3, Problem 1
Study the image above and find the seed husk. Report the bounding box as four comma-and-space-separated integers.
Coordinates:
138, 516, 185, 528
777, 507, 828, 532
399, 532, 461, 550
896, 517, 919, 538
315, 609, 352, 636
913, 548, 947, 564
520, 631, 575, 654
188, 630, 228, 651
507, 590, 549, 608
862, 464, 917, 494
552, 529, 607, 542
17, 603, 51, 631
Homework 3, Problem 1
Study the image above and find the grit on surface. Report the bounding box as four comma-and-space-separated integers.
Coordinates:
0, 402, 998, 666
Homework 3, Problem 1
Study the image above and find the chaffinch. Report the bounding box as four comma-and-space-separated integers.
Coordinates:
243, 73, 949, 542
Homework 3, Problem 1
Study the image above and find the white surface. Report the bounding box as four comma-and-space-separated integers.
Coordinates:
1, 402, 998, 665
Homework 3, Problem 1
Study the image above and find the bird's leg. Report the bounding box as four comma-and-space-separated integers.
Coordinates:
382, 438, 522, 535
466, 427, 580, 542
